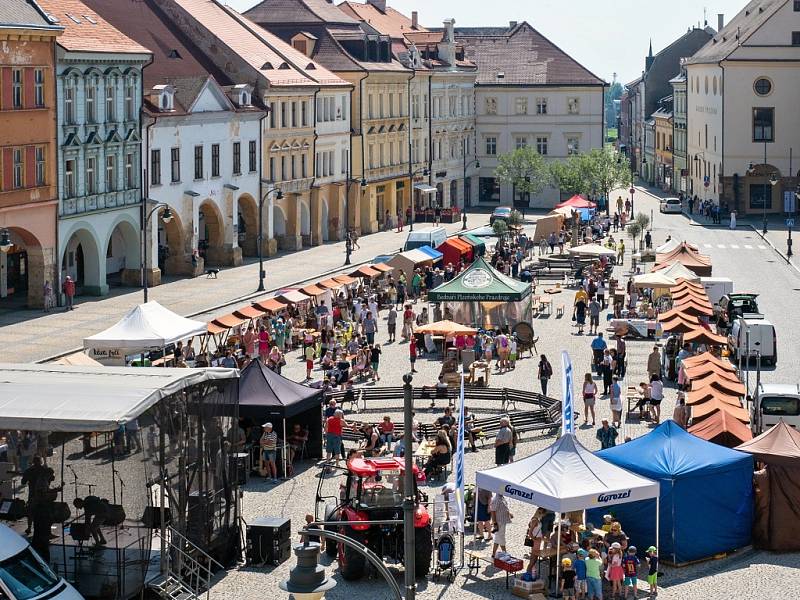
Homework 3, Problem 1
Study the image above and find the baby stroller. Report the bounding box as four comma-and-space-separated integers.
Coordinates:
433, 531, 457, 583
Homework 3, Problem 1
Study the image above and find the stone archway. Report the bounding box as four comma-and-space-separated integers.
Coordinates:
321, 196, 330, 242
61, 224, 103, 296
158, 206, 188, 276
105, 215, 140, 288
237, 193, 259, 257
273, 204, 287, 237
0, 227, 47, 308
199, 199, 225, 265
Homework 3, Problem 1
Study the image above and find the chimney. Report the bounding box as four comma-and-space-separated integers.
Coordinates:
509, 21, 517, 29
411, 10, 418, 29
440, 18, 456, 64
367, 0, 386, 12
717, 13, 724, 31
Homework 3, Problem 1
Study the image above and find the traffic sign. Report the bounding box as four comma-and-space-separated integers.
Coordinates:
787, 218, 795, 228
704, 181, 710, 188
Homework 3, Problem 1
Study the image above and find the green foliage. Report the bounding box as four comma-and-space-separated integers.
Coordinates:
495, 147, 549, 199
492, 219, 509, 238
634, 212, 651, 232
550, 156, 592, 197
584, 147, 633, 203
508, 209, 524, 227
626, 222, 641, 242
605, 82, 623, 129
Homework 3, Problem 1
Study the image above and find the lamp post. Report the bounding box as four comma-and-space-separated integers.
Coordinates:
789, 186, 799, 257
462, 138, 480, 230
747, 155, 779, 235
141, 203, 173, 303
402, 372, 416, 600
344, 174, 367, 266
408, 167, 429, 232
257, 188, 283, 292
279, 541, 336, 600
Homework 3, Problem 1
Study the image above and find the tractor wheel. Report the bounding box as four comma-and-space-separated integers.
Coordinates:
413, 524, 433, 578
338, 526, 366, 580
324, 505, 338, 558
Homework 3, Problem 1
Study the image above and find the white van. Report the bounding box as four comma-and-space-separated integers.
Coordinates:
728, 316, 777, 365
753, 383, 800, 433
700, 277, 733, 306
0, 524, 83, 599
403, 226, 447, 251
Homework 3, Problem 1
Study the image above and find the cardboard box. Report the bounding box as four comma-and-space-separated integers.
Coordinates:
513, 579, 535, 593
511, 587, 531, 599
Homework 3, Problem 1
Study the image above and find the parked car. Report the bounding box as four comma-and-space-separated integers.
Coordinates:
0, 524, 83, 600
403, 226, 447, 251
489, 206, 512, 224
659, 197, 683, 213
716, 293, 760, 329
752, 383, 800, 433
728, 316, 777, 365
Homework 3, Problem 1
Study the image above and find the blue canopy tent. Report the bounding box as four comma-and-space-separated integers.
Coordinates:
589, 421, 753, 564
417, 245, 443, 263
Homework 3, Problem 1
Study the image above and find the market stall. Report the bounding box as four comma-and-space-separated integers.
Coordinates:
689, 409, 753, 447
387, 248, 439, 284
592, 420, 753, 564
417, 244, 444, 264
653, 243, 712, 276
534, 213, 565, 242
568, 243, 616, 258
659, 261, 702, 282
427, 256, 532, 328
83, 301, 207, 365
736, 420, 800, 551
459, 233, 486, 256
437, 237, 473, 267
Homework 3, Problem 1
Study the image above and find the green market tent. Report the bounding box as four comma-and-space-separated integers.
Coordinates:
459, 233, 486, 256
428, 256, 531, 302
428, 257, 532, 328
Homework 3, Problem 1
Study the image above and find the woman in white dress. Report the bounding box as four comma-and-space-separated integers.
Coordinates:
729, 210, 737, 230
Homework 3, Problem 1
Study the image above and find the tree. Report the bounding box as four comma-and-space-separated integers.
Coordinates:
492, 219, 509, 239
582, 147, 633, 214
508, 209, 524, 228
550, 156, 592, 198
495, 147, 549, 205
626, 222, 642, 247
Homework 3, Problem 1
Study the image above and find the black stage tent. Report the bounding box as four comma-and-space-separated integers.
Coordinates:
238, 360, 324, 461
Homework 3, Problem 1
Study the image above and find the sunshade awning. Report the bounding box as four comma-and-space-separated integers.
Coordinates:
277, 290, 312, 304
683, 327, 728, 346
234, 305, 267, 319
634, 272, 677, 288
333, 274, 358, 286
415, 320, 477, 336
318, 278, 345, 290
690, 399, 750, 424
0, 364, 238, 432
351, 265, 381, 278
300, 284, 326, 297
371, 263, 394, 273
569, 243, 616, 257
212, 313, 247, 330
255, 297, 288, 313
413, 183, 437, 194
417, 245, 443, 261
84, 301, 207, 351
682, 352, 736, 372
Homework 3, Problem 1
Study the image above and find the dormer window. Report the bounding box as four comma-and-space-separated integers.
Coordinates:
227, 84, 253, 108
150, 85, 174, 112
160, 94, 171, 110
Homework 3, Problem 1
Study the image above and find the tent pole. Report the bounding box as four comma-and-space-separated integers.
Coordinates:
472, 486, 479, 546
656, 495, 660, 558
282, 419, 288, 479
554, 518, 562, 598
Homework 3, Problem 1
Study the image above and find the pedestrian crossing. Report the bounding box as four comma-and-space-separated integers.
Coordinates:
702, 243, 767, 250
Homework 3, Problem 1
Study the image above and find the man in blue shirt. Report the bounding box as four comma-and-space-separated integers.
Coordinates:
590, 333, 607, 373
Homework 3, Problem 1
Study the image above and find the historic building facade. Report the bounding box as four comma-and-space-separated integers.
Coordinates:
38, 0, 151, 298
0, 1, 62, 308
87, 0, 263, 284
670, 71, 688, 194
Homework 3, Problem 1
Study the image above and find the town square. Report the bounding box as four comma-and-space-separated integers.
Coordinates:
1, 2, 799, 600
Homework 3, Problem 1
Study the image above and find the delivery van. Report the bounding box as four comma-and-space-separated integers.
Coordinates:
403, 226, 447, 251
0, 524, 83, 599
728, 316, 777, 365
752, 383, 800, 433
699, 277, 733, 306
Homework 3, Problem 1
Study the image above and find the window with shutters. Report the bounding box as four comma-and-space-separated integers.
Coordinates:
233, 142, 241, 175
12, 69, 22, 109
64, 86, 75, 124
106, 154, 115, 191
105, 82, 115, 121
86, 156, 97, 194
65, 159, 76, 197
194, 145, 203, 179
125, 153, 135, 188
35, 146, 45, 186
269, 157, 276, 182
34, 69, 44, 108
270, 102, 277, 128
170, 148, 180, 182
249, 141, 257, 173
291, 102, 297, 127
150, 149, 161, 185
12, 148, 23, 188
211, 144, 220, 177
86, 84, 96, 123
302, 153, 307, 178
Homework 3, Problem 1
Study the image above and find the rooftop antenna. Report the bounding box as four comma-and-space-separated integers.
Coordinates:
703, 6, 708, 26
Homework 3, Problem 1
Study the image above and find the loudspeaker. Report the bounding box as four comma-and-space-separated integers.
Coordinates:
105, 504, 126, 527
142, 506, 172, 529
229, 453, 249, 486
0, 498, 26, 521
49, 502, 71, 523
246, 517, 292, 566
69, 523, 91, 542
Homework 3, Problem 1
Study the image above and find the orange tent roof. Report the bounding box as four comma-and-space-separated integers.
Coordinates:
371, 263, 394, 273
658, 307, 697, 322
674, 296, 713, 310
234, 305, 266, 319
660, 313, 702, 333
212, 313, 246, 329
657, 242, 712, 264
683, 327, 727, 346
671, 289, 710, 303
334, 274, 358, 285
414, 319, 477, 336
690, 378, 747, 397
300, 284, 326, 297
351, 265, 381, 278
207, 322, 227, 335
689, 410, 753, 447
674, 277, 705, 290
686, 389, 743, 407
682, 352, 736, 372
654, 245, 712, 276
255, 297, 288, 312
689, 367, 742, 386
318, 278, 344, 290
690, 399, 750, 424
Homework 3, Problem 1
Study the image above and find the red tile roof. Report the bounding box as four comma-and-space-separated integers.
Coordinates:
37, 0, 150, 54
338, 1, 427, 39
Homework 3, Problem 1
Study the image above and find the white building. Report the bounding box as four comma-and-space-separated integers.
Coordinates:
455, 22, 606, 208
685, 0, 800, 217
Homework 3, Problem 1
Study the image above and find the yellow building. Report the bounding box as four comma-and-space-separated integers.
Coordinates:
246, 0, 414, 235
653, 107, 673, 190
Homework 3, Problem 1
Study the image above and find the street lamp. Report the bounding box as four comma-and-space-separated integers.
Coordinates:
279, 541, 336, 600
402, 372, 416, 600
789, 185, 799, 257
344, 175, 367, 266
408, 167, 429, 232
257, 187, 283, 292
0, 229, 12, 253
141, 203, 173, 303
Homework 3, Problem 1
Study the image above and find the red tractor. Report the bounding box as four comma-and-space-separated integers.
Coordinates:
316, 457, 432, 580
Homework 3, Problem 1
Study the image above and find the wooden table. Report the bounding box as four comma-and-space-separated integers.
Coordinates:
538, 296, 553, 315
414, 440, 436, 469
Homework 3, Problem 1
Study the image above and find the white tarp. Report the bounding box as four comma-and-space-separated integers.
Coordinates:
475, 434, 659, 512
655, 239, 698, 254
659, 261, 701, 282
0, 364, 238, 432
633, 271, 677, 288
568, 243, 617, 257
83, 301, 207, 352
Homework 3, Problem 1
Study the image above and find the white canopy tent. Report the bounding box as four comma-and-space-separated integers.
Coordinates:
633, 271, 677, 289
568, 243, 616, 258
659, 261, 702, 282
655, 239, 697, 255
83, 301, 207, 353
475, 435, 660, 592
0, 363, 237, 432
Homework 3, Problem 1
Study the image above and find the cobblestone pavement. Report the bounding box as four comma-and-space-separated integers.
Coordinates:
210, 193, 800, 600
0, 215, 471, 363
